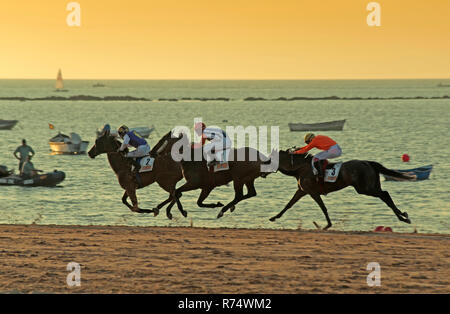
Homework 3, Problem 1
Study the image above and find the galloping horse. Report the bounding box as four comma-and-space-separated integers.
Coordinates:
87, 129, 185, 216
152, 131, 273, 218
269, 150, 413, 229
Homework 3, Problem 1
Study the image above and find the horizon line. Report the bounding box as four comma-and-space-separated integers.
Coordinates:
1, 77, 450, 81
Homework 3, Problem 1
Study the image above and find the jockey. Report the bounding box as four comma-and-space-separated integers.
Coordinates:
293, 133, 342, 180
194, 122, 232, 168
117, 125, 151, 170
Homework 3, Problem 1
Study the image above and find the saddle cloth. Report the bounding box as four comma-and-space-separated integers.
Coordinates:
213, 162, 229, 172
136, 156, 155, 173
324, 162, 343, 182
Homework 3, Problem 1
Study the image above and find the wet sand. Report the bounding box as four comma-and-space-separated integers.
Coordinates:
0, 224, 448, 293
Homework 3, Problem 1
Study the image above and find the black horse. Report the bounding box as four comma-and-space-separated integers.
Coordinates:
270, 150, 413, 229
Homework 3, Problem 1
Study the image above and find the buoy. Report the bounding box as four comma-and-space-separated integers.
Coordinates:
402, 154, 410, 162
374, 226, 393, 232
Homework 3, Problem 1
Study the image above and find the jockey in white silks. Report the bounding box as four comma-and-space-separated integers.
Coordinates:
194, 122, 232, 167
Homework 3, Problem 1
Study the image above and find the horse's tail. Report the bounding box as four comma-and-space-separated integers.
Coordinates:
368, 161, 414, 180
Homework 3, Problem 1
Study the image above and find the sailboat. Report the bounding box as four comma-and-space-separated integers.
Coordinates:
55, 69, 68, 92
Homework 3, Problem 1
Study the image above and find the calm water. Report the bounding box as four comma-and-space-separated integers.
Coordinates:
0, 79, 449, 233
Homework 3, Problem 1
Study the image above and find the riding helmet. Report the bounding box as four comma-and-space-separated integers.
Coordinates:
118, 125, 129, 138
304, 133, 315, 143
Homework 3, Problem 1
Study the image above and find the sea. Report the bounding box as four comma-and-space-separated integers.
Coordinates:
0, 79, 449, 233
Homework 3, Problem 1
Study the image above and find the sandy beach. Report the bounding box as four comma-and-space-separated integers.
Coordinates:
0, 224, 448, 294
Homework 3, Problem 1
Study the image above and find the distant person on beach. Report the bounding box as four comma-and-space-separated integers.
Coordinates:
13, 139, 35, 171
293, 133, 342, 181
20, 156, 42, 178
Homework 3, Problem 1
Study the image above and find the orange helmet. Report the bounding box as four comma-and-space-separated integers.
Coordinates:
194, 122, 206, 132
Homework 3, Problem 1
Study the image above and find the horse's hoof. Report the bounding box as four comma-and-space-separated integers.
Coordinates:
323, 224, 332, 230
153, 208, 160, 217
217, 211, 224, 219
216, 202, 224, 207
269, 217, 276, 222
182, 210, 188, 218
405, 218, 411, 224
230, 205, 236, 213
167, 213, 173, 220
403, 212, 409, 218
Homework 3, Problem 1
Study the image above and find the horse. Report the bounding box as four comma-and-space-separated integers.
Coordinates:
269, 150, 413, 229
152, 131, 273, 218
87, 129, 186, 217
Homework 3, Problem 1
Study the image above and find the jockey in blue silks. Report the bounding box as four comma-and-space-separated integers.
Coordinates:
117, 125, 151, 171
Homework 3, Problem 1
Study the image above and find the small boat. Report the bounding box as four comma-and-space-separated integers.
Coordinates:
383, 165, 433, 181
0, 170, 65, 187
49, 132, 89, 154
437, 83, 450, 87
55, 69, 68, 92
288, 119, 346, 131
93, 83, 105, 87
0, 119, 18, 130
96, 126, 155, 139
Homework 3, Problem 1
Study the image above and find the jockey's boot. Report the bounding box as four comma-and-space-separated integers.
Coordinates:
317, 160, 325, 183
207, 159, 218, 171
132, 159, 141, 174
314, 160, 324, 183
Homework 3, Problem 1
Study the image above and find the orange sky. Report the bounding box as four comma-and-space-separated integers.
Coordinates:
0, 0, 449, 79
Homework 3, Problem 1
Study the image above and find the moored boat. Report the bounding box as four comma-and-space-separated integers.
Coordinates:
383, 165, 433, 181
0, 120, 18, 130
0, 170, 65, 187
49, 132, 89, 154
288, 119, 346, 131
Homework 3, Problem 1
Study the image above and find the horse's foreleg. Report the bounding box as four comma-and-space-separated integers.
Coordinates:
197, 188, 223, 208
217, 182, 244, 219
270, 188, 307, 222
165, 181, 198, 220
121, 191, 133, 209
309, 193, 332, 230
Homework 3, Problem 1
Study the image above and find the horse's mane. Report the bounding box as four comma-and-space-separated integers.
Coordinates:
280, 149, 313, 162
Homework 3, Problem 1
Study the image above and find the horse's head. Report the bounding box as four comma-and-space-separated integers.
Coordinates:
88, 129, 121, 159
277, 149, 311, 173
151, 130, 187, 157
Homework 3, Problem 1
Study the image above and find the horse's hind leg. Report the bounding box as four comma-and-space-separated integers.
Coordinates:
217, 181, 244, 219
197, 188, 224, 208
309, 193, 333, 230
270, 188, 307, 222
377, 190, 411, 224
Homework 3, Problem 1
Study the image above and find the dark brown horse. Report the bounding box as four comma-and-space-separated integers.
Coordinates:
269, 150, 413, 229
152, 131, 273, 218
87, 130, 185, 216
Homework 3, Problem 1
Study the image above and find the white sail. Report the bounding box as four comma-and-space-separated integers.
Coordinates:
55, 69, 64, 90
